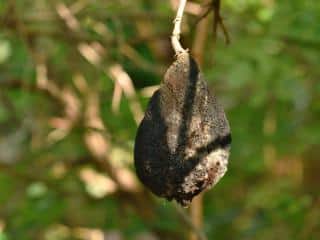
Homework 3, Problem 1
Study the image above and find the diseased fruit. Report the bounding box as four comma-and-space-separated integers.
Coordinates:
134, 52, 231, 206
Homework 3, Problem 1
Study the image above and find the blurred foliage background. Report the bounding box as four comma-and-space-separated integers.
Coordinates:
0, 0, 320, 239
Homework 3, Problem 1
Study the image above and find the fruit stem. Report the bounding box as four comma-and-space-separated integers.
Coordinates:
172, 0, 188, 55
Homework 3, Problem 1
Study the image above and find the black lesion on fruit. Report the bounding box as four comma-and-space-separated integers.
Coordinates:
134, 53, 231, 206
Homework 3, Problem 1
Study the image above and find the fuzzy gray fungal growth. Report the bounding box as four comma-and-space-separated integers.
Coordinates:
134, 52, 231, 206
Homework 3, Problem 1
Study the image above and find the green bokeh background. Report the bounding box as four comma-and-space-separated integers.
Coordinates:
0, 0, 319, 239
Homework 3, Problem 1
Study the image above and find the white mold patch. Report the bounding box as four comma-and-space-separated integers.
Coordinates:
206, 148, 229, 185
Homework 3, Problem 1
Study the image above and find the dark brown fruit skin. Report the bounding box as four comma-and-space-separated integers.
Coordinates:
134, 52, 231, 206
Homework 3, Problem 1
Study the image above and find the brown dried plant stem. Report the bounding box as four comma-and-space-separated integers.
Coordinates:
189, 194, 205, 240
212, 0, 230, 45
174, 203, 207, 240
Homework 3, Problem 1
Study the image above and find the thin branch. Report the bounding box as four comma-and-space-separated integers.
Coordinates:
172, 0, 188, 54
195, 0, 230, 45
192, 11, 210, 65
108, 64, 144, 125
173, 203, 208, 240
212, 0, 230, 44
194, 1, 212, 25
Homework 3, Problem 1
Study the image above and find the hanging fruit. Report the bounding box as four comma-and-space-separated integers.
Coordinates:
134, 52, 231, 206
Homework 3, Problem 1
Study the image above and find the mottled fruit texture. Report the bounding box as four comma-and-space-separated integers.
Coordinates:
134, 52, 231, 206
